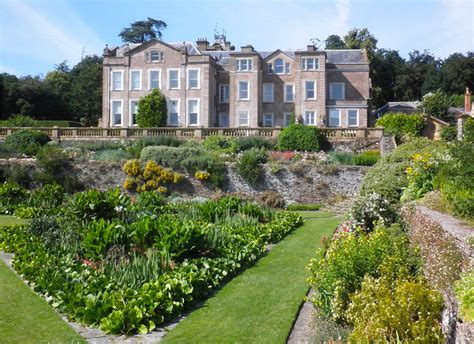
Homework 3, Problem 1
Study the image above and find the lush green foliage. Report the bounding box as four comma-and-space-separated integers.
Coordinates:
0, 191, 303, 335
0, 114, 38, 127
202, 136, 238, 153
464, 117, 474, 142
440, 125, 457, 141
376, 112, 425, 138
286, 203, 322, 211
308, 225, 420, 322
235, 137, 275, 152
4, 129, 50, 155
455, 268, 474, 324
119, 17, 167, 43
235, 148, 268, 185
329, 151, 353, 165
353, 150, 380, 166
350, 193, 398, 230
347, 272, 444, 342
136, 89, 167, 127
277, 124, 322, 152
421, 89, 452, 121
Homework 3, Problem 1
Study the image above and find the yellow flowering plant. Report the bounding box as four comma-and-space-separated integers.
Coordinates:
402, 152, 439, 201
194, 170, 210, 181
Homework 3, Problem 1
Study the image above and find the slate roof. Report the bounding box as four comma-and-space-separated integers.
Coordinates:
110, 41, 367, 65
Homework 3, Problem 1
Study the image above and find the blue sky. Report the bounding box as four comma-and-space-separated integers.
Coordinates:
1, 0, 473, 76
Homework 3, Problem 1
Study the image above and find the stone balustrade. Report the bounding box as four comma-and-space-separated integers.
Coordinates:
0, 127, 384, 142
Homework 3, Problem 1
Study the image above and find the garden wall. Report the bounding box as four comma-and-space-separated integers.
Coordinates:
0, 159, 368, 205
402, 205, 474, 344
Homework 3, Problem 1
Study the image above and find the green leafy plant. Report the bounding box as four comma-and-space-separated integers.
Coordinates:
329, 151, 354, 165
4, 129, 51, 155
286, 203, 321, 211
440, 125, 457, 141
455, 268, 474, 324
277, 124, 323, 152
353, 150, 380, 166
140, 146, 202, 169
235, 148, 268, 185
376, 112, 425, 139
136, 88, 167, 127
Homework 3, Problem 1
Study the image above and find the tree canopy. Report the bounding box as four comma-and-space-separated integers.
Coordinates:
119, 17, 167, 43
136, 89, 167, 127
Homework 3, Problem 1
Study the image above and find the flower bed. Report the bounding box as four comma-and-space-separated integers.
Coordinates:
0, 190, 303, 335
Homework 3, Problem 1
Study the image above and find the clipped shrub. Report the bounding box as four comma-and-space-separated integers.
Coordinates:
235, 136, 275, 152
4, 129, 50, 155
376, 112, 425, 138
286, 203, 321, 211
277, 124, 322, 152
140, 146, 202, 169
136, 88, 167, 127
353, 150, 380, 166
235, 148, 267, 185
440, 125, 457, 141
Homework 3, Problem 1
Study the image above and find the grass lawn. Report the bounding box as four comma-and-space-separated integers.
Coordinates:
163, 211, 340, 344
0, 216, 85, 344
0, 215, 28, 227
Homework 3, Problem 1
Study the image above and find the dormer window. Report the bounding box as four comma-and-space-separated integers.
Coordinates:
274, 58, 284, 74
149, 50, 164, 62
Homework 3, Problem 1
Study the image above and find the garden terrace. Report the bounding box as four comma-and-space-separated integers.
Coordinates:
0, 127, 384, 142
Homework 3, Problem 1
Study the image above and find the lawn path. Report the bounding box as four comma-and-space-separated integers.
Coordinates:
163, 212, 340, 344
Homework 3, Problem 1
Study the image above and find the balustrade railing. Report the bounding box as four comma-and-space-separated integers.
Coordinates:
0, 126, 384, 141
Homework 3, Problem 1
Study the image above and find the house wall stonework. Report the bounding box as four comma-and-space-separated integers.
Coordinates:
101, 39, 371, 129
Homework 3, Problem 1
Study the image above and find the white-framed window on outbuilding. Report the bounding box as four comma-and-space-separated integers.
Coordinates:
110, 100, 123, 126
348, 109, 359, 127
329, 109, 342, 127
263, 113, 274, 127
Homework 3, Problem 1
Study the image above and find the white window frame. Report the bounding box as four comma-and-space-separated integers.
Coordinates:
304, 80, 317, 100
274, 58, 284, 74
167, 68, 180, 90
149, 50, 164, 63
347, 109, 359, 127
187, 98, 200, 126
329, 109, 342, 127
129, 70, 142, 91
219, 112, 230, 127
285, 62, 290, 74
263, 112, 274, 127
263, 83, 274, 103
111, 70, 124, 91
267, 63, 273, 74
283, 112, 292, 127
284, 83, 295, 103
330, 82, 345, 100
237, 110, 250, 127
167, 99, 180, 127
304, 110, 316, 125
110, 100, 123, 127
238, 81, 250, 101
219, 84, 229, 103
129, 100, 139, 127
187, 68, 200, 90
236, 58, 253, 72
148, 69, 161, 90
301, 57, 319, 71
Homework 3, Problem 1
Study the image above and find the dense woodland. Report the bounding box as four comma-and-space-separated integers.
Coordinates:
0, 26, 473, 126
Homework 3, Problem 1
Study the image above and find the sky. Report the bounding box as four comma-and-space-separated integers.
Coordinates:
0, 0, 473, 77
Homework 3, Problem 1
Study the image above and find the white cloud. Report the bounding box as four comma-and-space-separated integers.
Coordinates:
0, 0, 104, 69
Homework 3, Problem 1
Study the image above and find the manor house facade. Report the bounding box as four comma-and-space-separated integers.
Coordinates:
101, 35, 371, 128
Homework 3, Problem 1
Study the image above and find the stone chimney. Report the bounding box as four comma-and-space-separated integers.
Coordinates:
196, 38, 209, 52
465, 87, 471, 113
307, 44, 316, 52
241, 45, 255, 53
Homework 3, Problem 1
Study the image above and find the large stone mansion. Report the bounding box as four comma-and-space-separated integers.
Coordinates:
101, 34, 370, 128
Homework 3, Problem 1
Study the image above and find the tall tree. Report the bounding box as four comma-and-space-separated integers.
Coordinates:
370, 49, 405, 108
440, 52, 474, 94
119, 17, 167, 43
324, 35, 346, 49
343, 28, 377, 58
